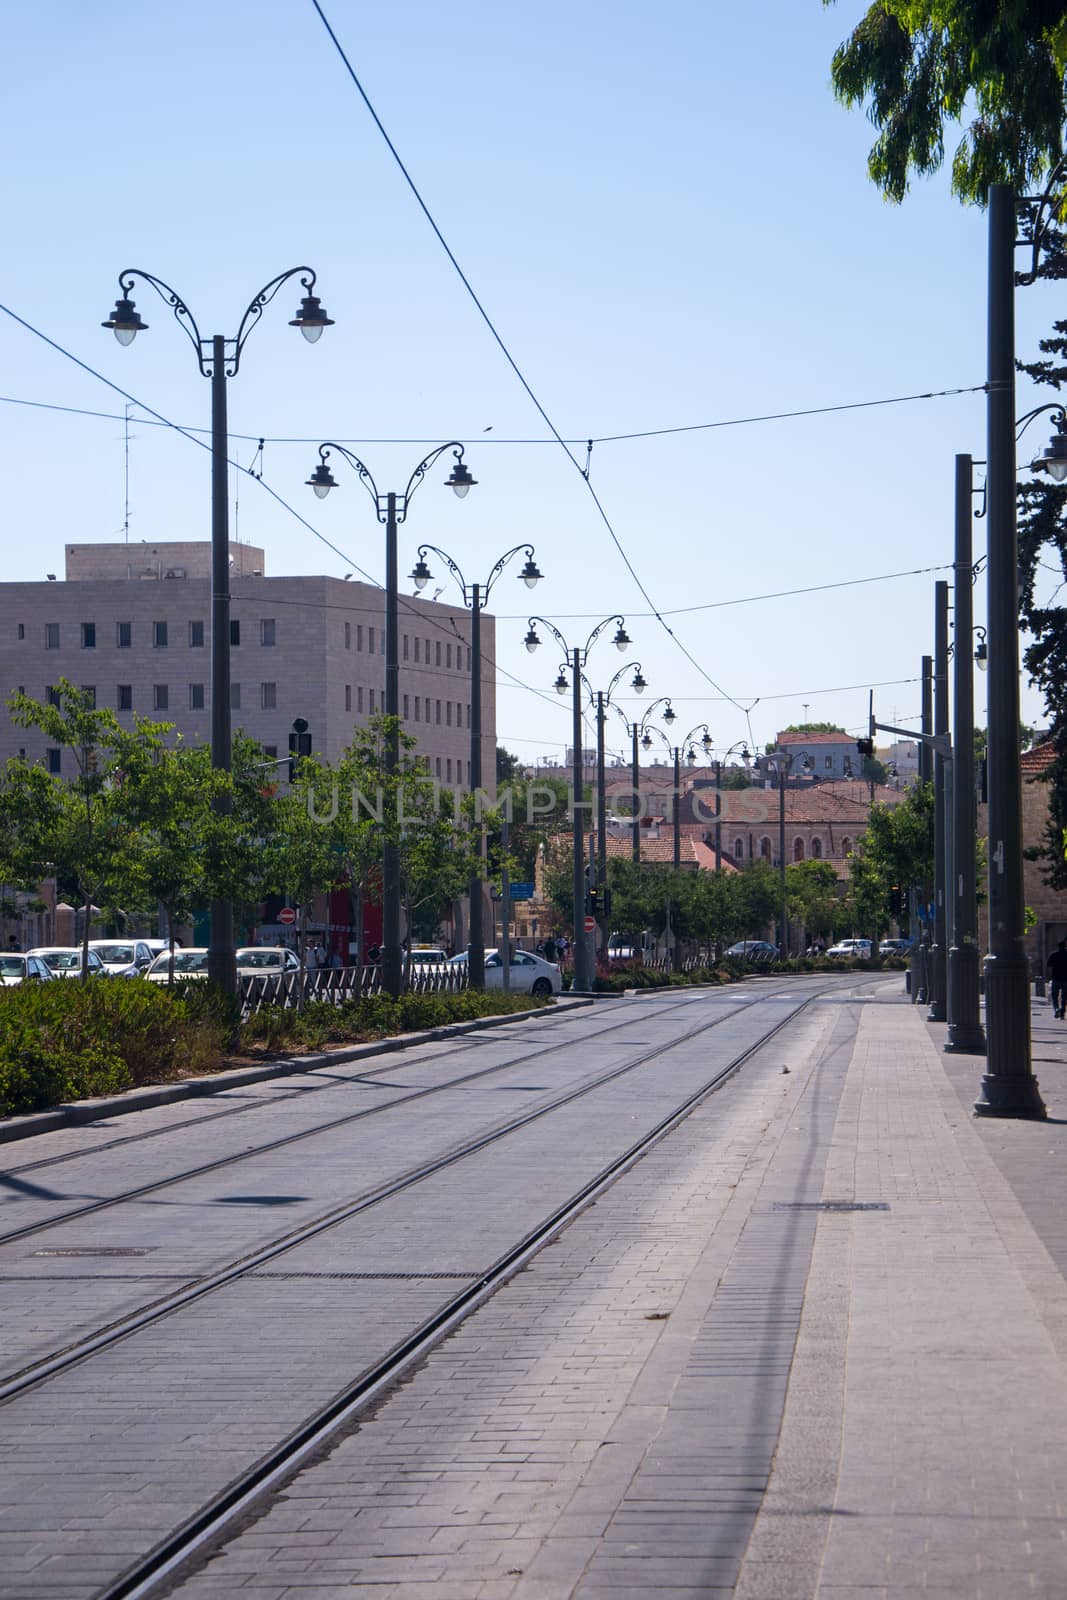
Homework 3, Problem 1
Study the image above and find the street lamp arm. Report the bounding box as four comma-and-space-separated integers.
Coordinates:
581, 614, 627, 662
1015, 400, 1067, 441
400, 442, 468, 519
315, 443, 381, 512
416, 543, 470, 605
638, 696, 673, 732
1015, 154, 1067, 286
680, 723, 712, 749
610, 700, 632, 737
232, 267, 321, 372
643, 724, 673, 756
115, 269, 206, 368
874, 718, 952, 758
482, 543, 538, 601
527, 615, 571, 658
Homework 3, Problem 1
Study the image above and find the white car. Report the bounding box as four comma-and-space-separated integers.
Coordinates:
27, 947, 106, 978
145, 947, 211, 982
408, 947, 449, 967
447, 947, 562, 998
0, 953, 57, 986
88, 939, 157, 977
235, 947, 301, 975
826, 938, 873, 960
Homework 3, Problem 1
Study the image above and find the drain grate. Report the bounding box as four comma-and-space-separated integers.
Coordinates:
773, 1201, 889, 1213
249, 1269, 482, 1281
31, 1246, 155, 1257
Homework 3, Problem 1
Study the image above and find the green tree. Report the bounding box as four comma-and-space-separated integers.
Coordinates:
785, 859, 845, 944
824, 1, 1067, 203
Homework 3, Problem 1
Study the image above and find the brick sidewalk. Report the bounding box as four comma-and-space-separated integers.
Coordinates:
168, 990, 1067, 1599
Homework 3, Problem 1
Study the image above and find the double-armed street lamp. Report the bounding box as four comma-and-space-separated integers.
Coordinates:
307, 443, 476, 1000
525, 615, 634, 991
642, 715, 715, 870
410, 543, 543, 989
708, 741, 751, 872
757, 748, 813, 957
623, 698, 675, 864
584, 660, 647, 955
103, 267, 333, 993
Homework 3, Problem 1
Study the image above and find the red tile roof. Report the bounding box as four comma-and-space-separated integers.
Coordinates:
776, 730, 857, 745
1021, 741, 1056, 776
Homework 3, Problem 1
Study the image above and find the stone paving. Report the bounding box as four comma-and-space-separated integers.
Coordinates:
166, 985, 1067, 1599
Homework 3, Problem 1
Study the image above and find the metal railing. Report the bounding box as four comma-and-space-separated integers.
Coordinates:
237, 962, 467, 1017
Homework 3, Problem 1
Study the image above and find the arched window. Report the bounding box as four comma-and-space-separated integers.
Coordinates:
734, 837, 744, 860
841, 836, 852, 857
811, 836, 823, 859
794, 837, 805, 862
760, 836, 771, 859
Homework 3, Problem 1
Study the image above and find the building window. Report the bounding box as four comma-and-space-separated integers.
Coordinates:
153, 621, 168, 648
760, 836, 771, 859
734, 837, 744, 860
45, 623, 59, 649
447, 757, 453, 783
446, 642, 452, 669
81, 623, 96, 649
446, 702, 452, 726
117, 621, 131, 648
403, 694, 409, 717
414, 695, 421, 721
82, 686, 96, 708
811, 836, 823, 859
345, 684, 351, 712
824, 755, 833, 770
425, 637, 431, 663
47, 749, 61, 774
467, 647, 472, 671
189, 683, 205, 710
260, 618, 276, 646
261, 682, 277, 710
435, 699, 441, 725
841, 836, 852, 857
189, 620, 204, 648
230, 683, 241, 710
414, 637, 420, 663
230, 620, 241, 646
403, 635, 409, 660
118, 685, 132, 711
264, 744, 277, 759
357, 624, 363, 651
466, 704, 470, 728
16, 623, 24, 640
457, 702, 463, 727
357, 686, 364, 713
435, 756, 442, 778
435, 640, 442, 667
369, 688, 376, 713
153, 684, 169, 711
46, 685, 60, 707
794, 837, 805, 862
344, 621, 351, 650
368, 626, 375, 655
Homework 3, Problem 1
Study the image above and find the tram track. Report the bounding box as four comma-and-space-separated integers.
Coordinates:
0, 986, 807, 1401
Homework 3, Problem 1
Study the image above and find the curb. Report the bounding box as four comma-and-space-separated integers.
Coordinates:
0, 996, 595, 1147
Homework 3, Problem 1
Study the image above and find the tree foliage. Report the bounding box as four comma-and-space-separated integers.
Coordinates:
825, 1, 1067, 203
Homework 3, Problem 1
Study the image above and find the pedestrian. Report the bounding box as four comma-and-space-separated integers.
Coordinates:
328, 947, 343, 971
7, 935, 19, 952
543, 936, 557, 963
1047, 939, 1067, 1019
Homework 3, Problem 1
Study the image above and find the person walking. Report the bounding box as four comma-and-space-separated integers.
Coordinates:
1047, 939, 1067, 1019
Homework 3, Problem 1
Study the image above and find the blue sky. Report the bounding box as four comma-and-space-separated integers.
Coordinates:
1, 0, 1061, 766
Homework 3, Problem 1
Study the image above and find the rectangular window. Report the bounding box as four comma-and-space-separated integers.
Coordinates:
16, 623, 24, 640
368, 626, 375, 655
466, 703, 470, 728
82, 686, 96, 708
47, 749, 60, 774
261, 682, 277, 710
425, 637, 431, 665
46, 686, 60, 707
467, 647, 472, 671
369, 688, 376, 713
403, 635, 410, 661
260, 618, 276, 647
357, 624, 363, 651
435, 699, 441, 725
435, 756, 442, 778
446, 642, 452, 670
403, 694, 409, 718
345, 684, 351, 712
189, 620, 204, 648
81, 623, 96, 649
153, 684, 169, 711
344, 621, 351, 650
357, 686, 364, 713
117, 621, 131, 648
414, 637, 420, 664
153, 621, 168, 648
447, 758, 453, 783
45, 623, 59, 649
189, 683, 205, 710
264, 744, 278, 759
230, 620, 241, 646
435, 641, 442, 667
230, 683, 241, 710
824, 756, 832, 770
118, 685, 132, 711
446, 702, 452, 727
414, 695, 421, 721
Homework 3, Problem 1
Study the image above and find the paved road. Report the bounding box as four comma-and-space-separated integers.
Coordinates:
0, 976, 867, 1599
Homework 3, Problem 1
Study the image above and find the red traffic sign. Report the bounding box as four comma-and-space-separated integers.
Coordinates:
584, 915, 596, 933
278, 907, 296, 925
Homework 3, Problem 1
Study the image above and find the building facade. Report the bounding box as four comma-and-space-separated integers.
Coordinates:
0, 541, 496, 790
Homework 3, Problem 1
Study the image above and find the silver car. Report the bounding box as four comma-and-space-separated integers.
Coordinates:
0, 953, 56, 986
27, 947, 106, 978
447, 948, 561, 998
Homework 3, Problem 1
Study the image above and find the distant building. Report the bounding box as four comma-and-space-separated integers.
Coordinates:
774, 729, 861, 781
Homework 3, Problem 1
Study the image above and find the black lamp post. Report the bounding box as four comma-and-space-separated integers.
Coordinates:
525, 615, 633, 992
758, 749, 812, 957
411, 543, 542, 988
928, 580, 950, 1021
627, 698, 674, 865
588, 662, 647, 956
103, 267, 333, 993
671, 723, 714, 870
703, 741, 751, 871
307, 442, 475, 1000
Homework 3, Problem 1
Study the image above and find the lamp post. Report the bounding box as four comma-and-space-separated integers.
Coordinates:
307, 442, 476, 1000
945, 454, 987, 1054
627, 698, 674, 864
588, 662, 647, 956
103, 267, 333, 993
411, 543, 542, 988
525, 615, 633, 992
759, 749, 812, 957
928, 581, 950, 1022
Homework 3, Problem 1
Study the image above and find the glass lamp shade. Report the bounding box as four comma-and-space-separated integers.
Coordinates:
641, 732, 653, 750
524, 627, 540, 654
519, 558, 542, 589
411, 559, 432, 590
662, 703, 676, 724
103, 297, 148, 345
306, 463, 337, 499
631, 671, 647, 694
1035, 426, 1067, 481
289, 295, 334, 343
445, 460, 476, 498
554, 672, 569, 695
613, 625, 632, 652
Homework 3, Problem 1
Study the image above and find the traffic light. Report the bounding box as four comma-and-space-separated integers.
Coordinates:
288, 717, 312, 782
856, 737, 874, 759
889, 884, 903, 918
588, 885, 599, 916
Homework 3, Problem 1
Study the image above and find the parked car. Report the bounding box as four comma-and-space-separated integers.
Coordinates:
447, 948, 562, 998
0, 953, 56, 987
407, 947, 449, 968
88, 939, 157, 977
235, 947, 300, 975
27, 947, 106, 978
826, 938, 873, 960
878, 937, 913, 956
145, 947, 210, 983
725, 940, 778, 962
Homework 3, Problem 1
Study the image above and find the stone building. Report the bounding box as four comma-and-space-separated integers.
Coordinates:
978, 742, 1067, 970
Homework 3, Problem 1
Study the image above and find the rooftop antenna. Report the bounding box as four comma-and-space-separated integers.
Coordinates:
123, 403, 131, 544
